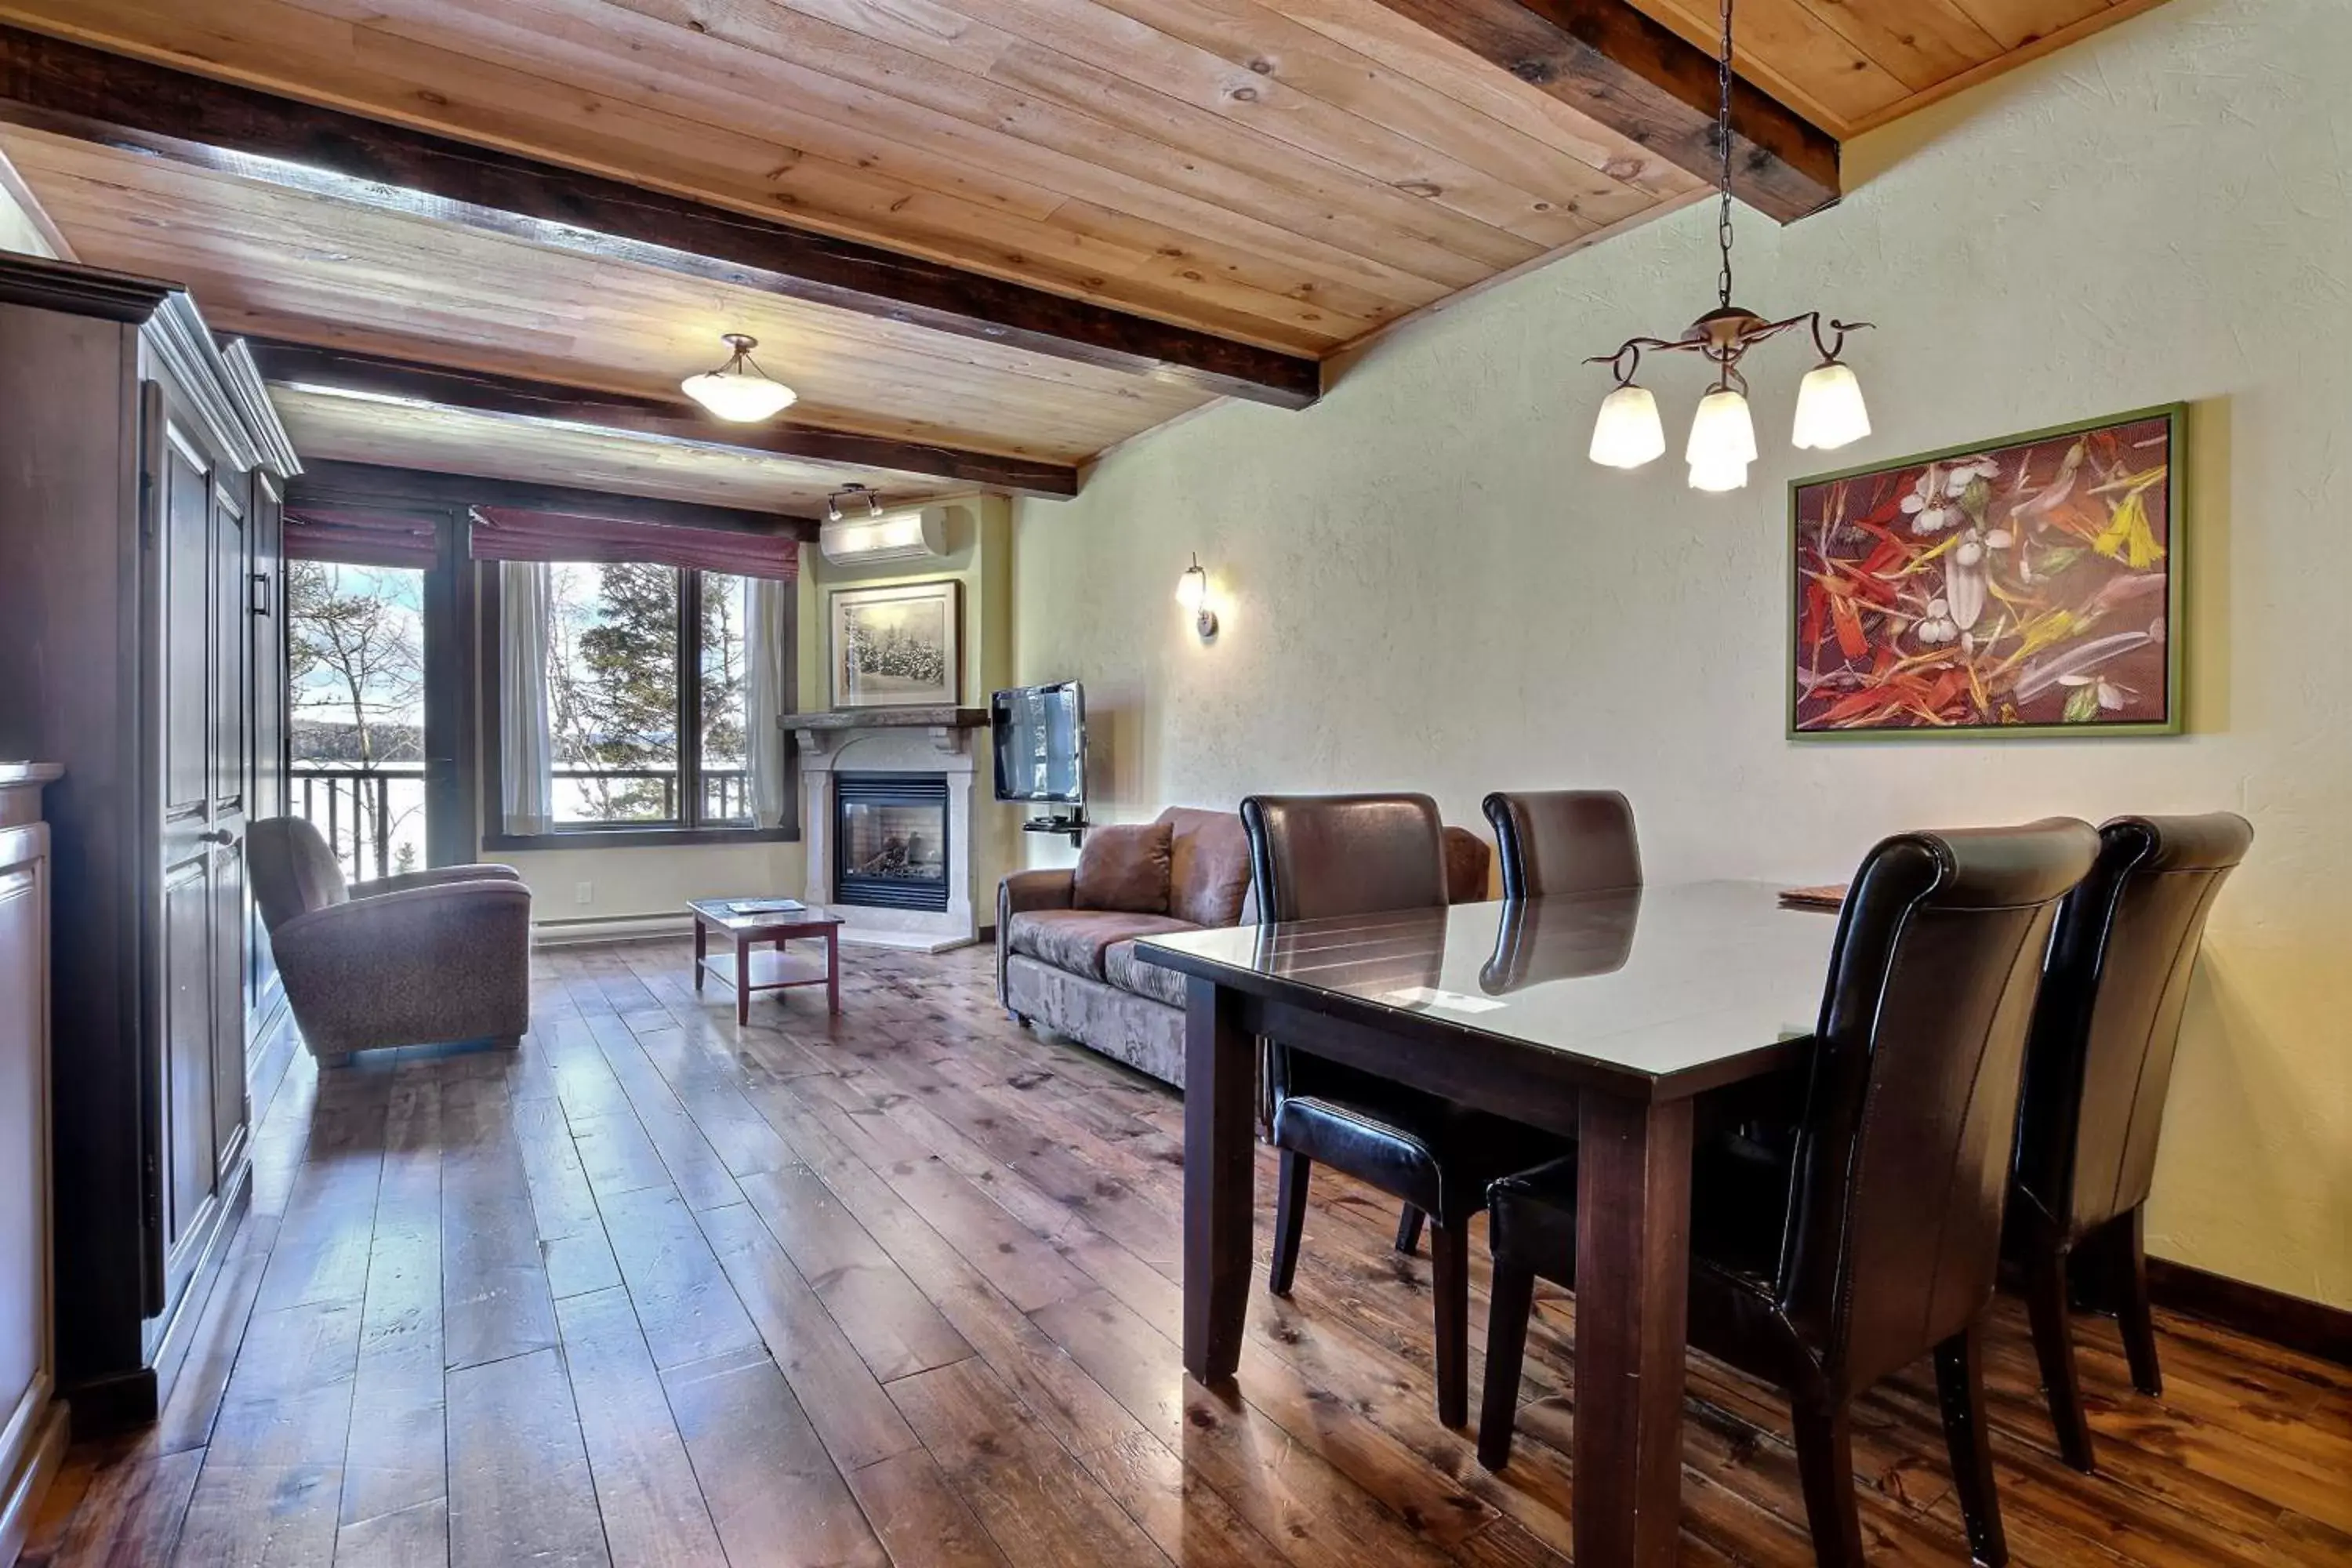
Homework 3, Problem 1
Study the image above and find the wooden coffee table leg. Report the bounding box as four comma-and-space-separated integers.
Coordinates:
735, 938, 750, 1028
693, 920, 706, 992
826, 927, 840, 1014
1573, 1091, 1696, 1568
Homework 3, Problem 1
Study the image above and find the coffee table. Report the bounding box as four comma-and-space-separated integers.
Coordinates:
688, 899, 844, 1025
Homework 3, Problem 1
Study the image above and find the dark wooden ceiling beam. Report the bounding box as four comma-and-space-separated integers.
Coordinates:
288, 459, 817, 538
0, 24, 1321, 409
245, 338, 1078, 499
1361, 0, 1839, 223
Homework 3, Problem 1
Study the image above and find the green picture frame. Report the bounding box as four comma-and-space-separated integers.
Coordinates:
1787, 402, 2187, 742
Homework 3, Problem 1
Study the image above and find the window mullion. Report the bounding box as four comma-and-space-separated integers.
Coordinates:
678, 568, 699, 829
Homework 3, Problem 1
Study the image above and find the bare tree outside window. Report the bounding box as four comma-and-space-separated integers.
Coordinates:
287, 560, 427, 878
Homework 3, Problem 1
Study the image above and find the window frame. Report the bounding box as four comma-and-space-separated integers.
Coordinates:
481, 559, 799, 850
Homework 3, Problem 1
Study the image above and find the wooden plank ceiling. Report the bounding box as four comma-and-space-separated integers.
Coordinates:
0, 0, 2165, 514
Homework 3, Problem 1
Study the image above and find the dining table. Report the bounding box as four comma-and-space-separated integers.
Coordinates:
1137, 880, 1843, 1568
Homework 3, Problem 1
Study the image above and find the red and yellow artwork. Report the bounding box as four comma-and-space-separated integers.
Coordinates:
1790, 407, 2181, 738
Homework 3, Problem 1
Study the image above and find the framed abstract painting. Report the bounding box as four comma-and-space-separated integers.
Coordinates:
1789, 404, 2184, 739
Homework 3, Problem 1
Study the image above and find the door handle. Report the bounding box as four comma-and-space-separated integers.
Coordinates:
198, 829, 235, 845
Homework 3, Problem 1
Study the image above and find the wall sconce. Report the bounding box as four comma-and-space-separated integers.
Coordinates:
1175, 554, 1218, 641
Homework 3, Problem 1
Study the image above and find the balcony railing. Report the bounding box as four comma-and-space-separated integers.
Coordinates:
292, 764, 426, 884
292, 764, 757, 880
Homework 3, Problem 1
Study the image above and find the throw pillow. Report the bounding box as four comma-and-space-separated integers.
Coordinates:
1073, 821, 1174, 915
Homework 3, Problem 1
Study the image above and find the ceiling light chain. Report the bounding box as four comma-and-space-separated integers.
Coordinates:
1584, 0, 1874, 488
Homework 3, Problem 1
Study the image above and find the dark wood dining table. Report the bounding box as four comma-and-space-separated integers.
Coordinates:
1137, 881, 1842, 1568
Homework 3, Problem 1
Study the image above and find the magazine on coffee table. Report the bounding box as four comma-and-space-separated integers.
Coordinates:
727, 898, 807, 916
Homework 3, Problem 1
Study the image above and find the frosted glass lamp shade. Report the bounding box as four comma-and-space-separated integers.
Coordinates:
1687, 454, 1751, 492
1176, 557, 1209, 610
681, 334, 797, 422
1685, 388, 1758, 468
1588, 383, 1666, 468
1792, 361, 1871, 450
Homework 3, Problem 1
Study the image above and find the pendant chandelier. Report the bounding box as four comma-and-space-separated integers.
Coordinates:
1585, 0, 1871, 491
681, 332, 797, 423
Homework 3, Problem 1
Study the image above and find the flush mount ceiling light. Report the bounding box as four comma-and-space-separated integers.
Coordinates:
681, 332, 797, 423
1586, 0, 1871, 492
825, 483, 884, 524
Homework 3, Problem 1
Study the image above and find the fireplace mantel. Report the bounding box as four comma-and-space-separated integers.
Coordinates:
797, 717, 980, 951
792, 706, 987, 756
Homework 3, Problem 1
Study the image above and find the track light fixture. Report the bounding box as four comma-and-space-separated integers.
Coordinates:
825, 484, 884, 524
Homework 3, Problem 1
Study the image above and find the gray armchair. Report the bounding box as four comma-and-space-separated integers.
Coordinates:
249, 816, 532, 1067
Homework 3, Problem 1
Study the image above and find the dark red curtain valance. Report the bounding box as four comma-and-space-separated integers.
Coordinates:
467, 506, 800, 581
283, 508, 440, 570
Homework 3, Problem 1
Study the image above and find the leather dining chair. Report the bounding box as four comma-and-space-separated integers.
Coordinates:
2008, 812, 2253, 1472
1476, 818, 2099, 1568
1481, 789, 1641, 899
1242, 793, 1566, 1427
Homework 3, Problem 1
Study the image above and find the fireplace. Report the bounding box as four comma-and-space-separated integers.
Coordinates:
833, 772, 951, 913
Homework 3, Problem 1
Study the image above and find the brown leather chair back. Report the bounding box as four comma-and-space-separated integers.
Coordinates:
1241, 794, 1447, 922
1780, 818, 2097, 1393
249, 815, 350, 933
1482, 789, 1641, 899
2013, 813, 2252, 1245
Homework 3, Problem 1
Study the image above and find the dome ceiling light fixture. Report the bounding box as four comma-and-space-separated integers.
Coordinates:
1585, 0, 1873, 491
681, 332, 797, 423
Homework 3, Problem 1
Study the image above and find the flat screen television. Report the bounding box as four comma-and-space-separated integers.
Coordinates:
991, 681, 1085, 806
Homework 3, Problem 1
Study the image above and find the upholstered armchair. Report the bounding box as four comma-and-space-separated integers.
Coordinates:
249, 816, 532, 1067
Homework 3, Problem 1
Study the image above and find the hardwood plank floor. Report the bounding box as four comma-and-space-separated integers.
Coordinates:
24, 939, 2352, 1567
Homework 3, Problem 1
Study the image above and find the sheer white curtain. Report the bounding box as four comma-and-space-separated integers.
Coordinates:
745, 575, 792, 829
499, 559, 555, 836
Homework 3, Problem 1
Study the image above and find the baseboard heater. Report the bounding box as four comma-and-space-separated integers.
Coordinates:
532, 912, 695, 947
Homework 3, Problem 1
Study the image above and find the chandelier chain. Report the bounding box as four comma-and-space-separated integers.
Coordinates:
1716, 0, 1736, 310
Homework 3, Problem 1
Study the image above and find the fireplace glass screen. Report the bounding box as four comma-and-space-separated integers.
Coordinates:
834, 773, 950, 912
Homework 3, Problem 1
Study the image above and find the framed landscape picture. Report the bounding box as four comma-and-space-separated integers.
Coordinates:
1790, 404, 2183, 740
830, 580, 963, 709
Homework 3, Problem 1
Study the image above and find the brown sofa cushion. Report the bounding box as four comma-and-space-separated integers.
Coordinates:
1007, 909, 1199, 981
1444, 824, 1494, 903
1073, 821, 1174, 914
1160, 806, 1252, 927
1104, 938, 1188, 1009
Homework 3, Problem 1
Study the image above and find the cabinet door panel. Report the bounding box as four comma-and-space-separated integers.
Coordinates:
0, 855, 46, 1423
161, 856, 216, 1262
159, 427, 212, 829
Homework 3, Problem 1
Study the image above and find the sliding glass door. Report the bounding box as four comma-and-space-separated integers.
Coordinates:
286, 558, 431, 881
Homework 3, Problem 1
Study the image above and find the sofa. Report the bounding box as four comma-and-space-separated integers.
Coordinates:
996, 804, 1492, 1087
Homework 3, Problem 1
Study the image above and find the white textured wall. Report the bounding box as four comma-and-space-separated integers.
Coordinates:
1012, 0, 2352, 1308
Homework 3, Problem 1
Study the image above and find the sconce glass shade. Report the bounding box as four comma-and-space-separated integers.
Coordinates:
681, 334, 797, 422
1685, 387, 1758, 468
1588, 383, 1666, 468
1176, 557, 1209, 611
1791, 360, 1871, 450
1687, 454, 1751, 492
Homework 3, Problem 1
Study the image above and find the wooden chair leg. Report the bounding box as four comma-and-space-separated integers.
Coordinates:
1269, 1150, 1310, 1297
1935, 1322, 2010, 1568
2024, 1245, 2096, 1472
2108, 1208, 2163, 1397
1791, 1399, 1867, 1568
1394, 1204, 1425, 1256
1477, 1259, 1537, 1469
1429, 1219, 1469, 1428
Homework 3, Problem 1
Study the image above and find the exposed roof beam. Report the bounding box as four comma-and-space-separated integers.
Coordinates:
1359, 0, 1839, 224
245, 339, 1078, 500
289, 459, 816, 539
0, 24, 1321, 409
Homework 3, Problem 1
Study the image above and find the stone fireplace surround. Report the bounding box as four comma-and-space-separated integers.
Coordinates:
793, 707, 987, 952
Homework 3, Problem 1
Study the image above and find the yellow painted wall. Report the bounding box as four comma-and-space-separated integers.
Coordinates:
1009, 0, 2352, 1308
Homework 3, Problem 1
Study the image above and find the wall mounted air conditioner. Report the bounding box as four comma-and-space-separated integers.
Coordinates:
820, 504, 949, 567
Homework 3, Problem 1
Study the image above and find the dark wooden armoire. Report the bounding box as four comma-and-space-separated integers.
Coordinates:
0, 252, 300, 1429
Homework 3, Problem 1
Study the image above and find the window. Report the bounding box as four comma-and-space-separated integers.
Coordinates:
287, 560, 430, 880
489, 558, 793, 846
